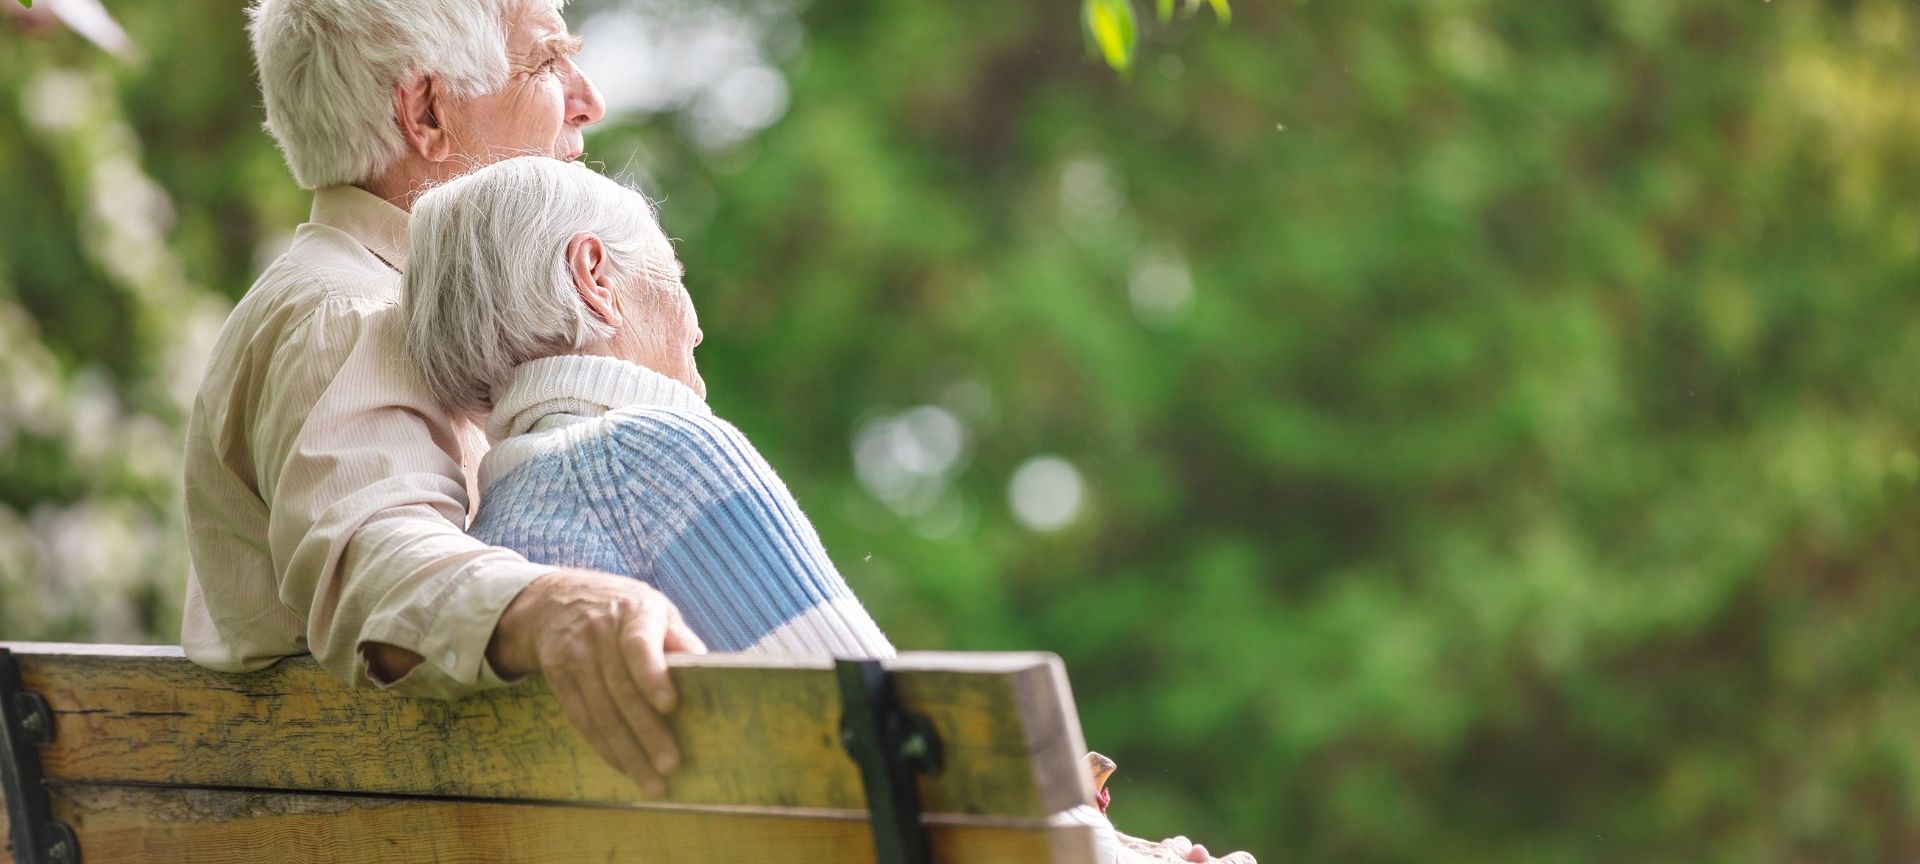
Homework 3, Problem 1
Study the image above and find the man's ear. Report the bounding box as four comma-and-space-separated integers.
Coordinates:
567, 233, 623, 328
393, 75, 452, 162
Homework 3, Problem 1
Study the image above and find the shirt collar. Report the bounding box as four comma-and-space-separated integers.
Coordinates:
310, 185, 411, 273
487, 354, 710, 443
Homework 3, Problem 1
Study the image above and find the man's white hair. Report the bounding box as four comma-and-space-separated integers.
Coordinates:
248, 0, 564, 190
405, 157, 678, 416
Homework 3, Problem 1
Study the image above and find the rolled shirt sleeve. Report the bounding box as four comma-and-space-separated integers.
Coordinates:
182, 189, 557, 701
257, 293, 552, 698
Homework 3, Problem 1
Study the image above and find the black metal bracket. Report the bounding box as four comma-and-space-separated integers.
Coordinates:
1, 647, 78, 864
837, 659, 944, 864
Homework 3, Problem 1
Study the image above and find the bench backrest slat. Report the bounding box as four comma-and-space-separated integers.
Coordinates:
0, 644, 1092, 820
6, 783, 1099, 864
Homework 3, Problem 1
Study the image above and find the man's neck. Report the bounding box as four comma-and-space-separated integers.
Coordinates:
358, 157, 453, 213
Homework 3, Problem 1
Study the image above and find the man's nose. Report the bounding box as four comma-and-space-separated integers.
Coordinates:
568, 64, 607, 127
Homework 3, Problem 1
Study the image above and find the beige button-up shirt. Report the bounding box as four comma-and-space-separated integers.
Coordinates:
182, 185, 554, 700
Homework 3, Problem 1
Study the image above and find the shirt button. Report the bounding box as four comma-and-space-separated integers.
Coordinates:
443, 651, 458, 670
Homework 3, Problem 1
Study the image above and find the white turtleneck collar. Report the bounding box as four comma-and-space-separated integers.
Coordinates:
491, 345, 710, 426
487, 354, 710, 444
480, 354, 711, 492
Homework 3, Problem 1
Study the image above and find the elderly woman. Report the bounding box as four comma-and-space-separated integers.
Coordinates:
406, 157, 1254, 864
403, 156, 893, 658
402, 156, 1257, 864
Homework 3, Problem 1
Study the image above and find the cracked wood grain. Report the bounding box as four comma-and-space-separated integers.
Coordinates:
15, 783, 1099, 863
0, 645, 1092, 822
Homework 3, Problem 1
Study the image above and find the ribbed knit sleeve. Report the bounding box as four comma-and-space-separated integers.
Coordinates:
590, 409, 894, 658
470, 407, 894, 659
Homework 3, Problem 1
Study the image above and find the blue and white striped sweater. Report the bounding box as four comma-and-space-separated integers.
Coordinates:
474, 356, 1120, 862
471, 355, 893, 658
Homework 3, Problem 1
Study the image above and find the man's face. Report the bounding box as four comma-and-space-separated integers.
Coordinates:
440, 3, 604, 165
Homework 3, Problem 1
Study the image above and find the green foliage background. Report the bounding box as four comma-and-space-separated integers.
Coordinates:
4, 0, 1920, 860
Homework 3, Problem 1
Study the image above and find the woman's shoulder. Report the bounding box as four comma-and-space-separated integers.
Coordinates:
602, 404, 743, 437
584, 407, 793, 502
596, 406, 765, 465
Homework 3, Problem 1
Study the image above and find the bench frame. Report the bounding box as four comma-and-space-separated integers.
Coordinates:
2, 648, 76, 864
836, 659, 943, 864
2, 644, 1096, 864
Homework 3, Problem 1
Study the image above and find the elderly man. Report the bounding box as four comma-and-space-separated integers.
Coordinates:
182, 0, 698, 797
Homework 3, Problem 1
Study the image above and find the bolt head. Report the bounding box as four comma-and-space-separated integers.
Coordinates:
901, 733, 928, 759
47, 839, 71, 861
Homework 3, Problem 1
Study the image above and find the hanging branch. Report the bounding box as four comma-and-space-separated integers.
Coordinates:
1083, 0, 1230, 74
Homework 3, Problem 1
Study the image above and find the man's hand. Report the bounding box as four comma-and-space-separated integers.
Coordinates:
487, 569, 707, 797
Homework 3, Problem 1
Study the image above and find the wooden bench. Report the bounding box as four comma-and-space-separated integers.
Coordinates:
0, 642, 1099, 863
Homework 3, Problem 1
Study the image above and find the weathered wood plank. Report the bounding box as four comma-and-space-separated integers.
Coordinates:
1, 645, 1092, 819
40, 783, 1100, 864
0, 643, 184, 658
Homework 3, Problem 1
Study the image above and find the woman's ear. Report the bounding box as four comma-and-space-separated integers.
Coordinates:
567, 233, 623, 328
393, 75, 452, 162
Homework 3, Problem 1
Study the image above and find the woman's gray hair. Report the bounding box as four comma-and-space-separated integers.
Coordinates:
404, 156, 676, 416
248, 0, 564, 190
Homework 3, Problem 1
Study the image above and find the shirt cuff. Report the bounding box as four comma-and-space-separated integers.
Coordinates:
429, 557, 553, 689
365, 558, 554, 698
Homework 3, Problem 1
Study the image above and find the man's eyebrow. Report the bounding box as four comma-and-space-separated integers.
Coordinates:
538, 33, 584, 58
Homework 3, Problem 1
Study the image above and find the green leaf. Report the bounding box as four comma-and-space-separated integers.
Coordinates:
1084, 0, 1138, 72
18, 0, 32, 8
1157, 0, 1174, 23
1208, 0, 1231, 24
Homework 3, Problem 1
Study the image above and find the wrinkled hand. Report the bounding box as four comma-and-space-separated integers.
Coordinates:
488, 569, 707, 797
1156, 836, 1256, 864
1089, 751, 1257, 864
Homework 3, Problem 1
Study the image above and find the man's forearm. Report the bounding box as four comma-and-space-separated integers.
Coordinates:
315, 502, 552, 697
362, 641, 426, 683
363, 567, 563, 685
